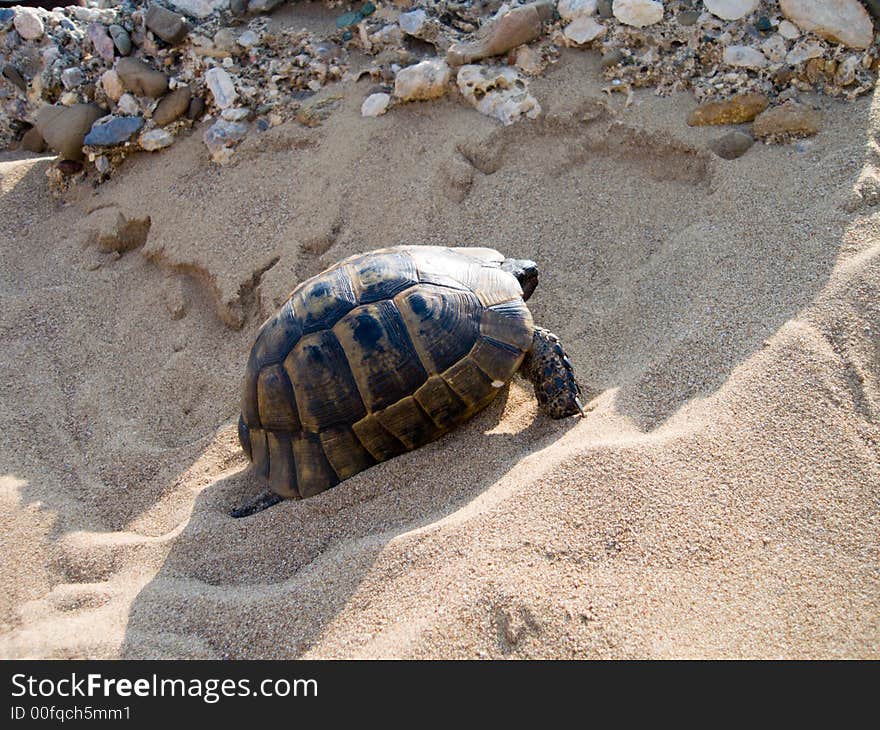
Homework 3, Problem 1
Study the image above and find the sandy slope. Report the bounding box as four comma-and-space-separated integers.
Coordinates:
0, 50, 877, 658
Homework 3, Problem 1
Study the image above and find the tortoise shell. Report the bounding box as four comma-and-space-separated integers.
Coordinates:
238, 245, 535, 498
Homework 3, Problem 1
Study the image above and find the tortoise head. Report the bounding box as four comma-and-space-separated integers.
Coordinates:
501, 258, 539, 301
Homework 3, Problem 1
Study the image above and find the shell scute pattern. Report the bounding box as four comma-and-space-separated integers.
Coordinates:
240, 246, 535, 497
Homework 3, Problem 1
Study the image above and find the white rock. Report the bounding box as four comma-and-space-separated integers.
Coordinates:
361, 92, 391, 117
457, 65, 541, 126
564, 16, 605, 44
786, 40, 824, 64
399, 9, 427, 35
722, 45, 769, 69
237, 30, 260, 48
558, 0, 598, 22
703, 0, 758, 21
140, 129, 175, 151
394, 59, 450, 101
515, 45, 543, 75
760, 34, 788, 63
779, 0, 874, 49
612, 0, 664, 28
205, 67, 237, 109
221, 107, 249, 121
14, 8, 44, 40
117, 93, 140, 116
101, 70, 124, 102
72, 7, 116, 24
777, 20, 801, 39
169, 0, 215, 18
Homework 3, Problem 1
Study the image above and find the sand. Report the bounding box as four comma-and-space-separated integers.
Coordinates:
0, 48, 877, 659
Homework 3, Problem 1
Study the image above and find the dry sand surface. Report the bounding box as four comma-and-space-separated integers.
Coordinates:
0, 49, 878, 659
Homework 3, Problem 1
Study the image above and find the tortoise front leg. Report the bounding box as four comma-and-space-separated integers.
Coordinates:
521, 327, 586, 419
231, 488, 284, 518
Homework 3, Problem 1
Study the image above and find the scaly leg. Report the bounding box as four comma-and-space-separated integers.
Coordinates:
521, 327, 586, 419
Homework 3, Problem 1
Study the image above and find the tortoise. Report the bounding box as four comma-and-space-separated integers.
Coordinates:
233, 245, 584, 517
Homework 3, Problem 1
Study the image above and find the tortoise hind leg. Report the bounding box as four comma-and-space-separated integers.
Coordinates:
521, 327, 586, 419
231, 488, 283, 518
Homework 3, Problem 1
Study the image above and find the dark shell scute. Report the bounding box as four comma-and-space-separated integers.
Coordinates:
347, 250, 419, 304
284, 329, 366, 431
395, 284, 482, 374
334, 300, 428, 412
291, 266, 358, 334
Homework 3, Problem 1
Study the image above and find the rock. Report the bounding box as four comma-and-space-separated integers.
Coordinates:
752, 101, 821, 140
139, 128, 175, 151
558, 0, 598, 21
597, 0, 614, 18
394, 58, 450, 101
152, 86, 191, 126
677, 10, 700, 26
703, 0, 759, 21
723, 45, 769, 69
237, 30, 260, 48
361, 92, 391, 117
777, 20, 801, 39
835, 55, 859, 86
36, 104, 104, 161
760, 34, 788, 63
87, 23, 115, 63
687, 92, 769, 125
212, 28, 237, 55
296, 96, 343, 126
248, 0, 286, 12
84, 116, 145, 146
3, 65, 26, 92
21, 126, 46, 153
230, 0, 247, 15
116, 58, 169, 99
205, 67, 237, 109
109, 25, 132, 56
709, 130, 754, 159
117, 94, 140, 116
13, 8, 44, 41
786, 39, 824, 64
0, 8, 14, 32
457, 65, 541, 126
187, 96, 205, 120
755, 15, 773, 32
145, 3, 189, 45
515, 45, 544, 75
612, 0, 664, 28
221, 107, 250, 121
779, 0, 873, 49
101, 70, 124, 102
203, 118, 249, 163
61, 68, 83, 91
72, 7, 115, 24
564, 16, 605, 44
399, 9, 428, 35
169, 0, 215, 18
446, 1, 554, 66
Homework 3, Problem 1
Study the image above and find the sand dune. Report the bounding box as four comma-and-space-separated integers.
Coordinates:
0, 51, 877, 658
